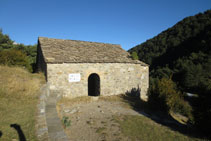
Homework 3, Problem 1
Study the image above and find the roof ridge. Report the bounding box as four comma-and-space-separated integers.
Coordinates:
38, 37, 121, 46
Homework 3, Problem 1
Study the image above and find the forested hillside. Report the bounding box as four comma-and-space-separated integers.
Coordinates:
129, 10, 211, 95
129, 10, 211, 137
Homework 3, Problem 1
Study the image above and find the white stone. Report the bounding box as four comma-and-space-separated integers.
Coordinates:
69, 108, 78, 114
40, 109, 45, 113
128, 67, 134, 71
49, 85, 56, 90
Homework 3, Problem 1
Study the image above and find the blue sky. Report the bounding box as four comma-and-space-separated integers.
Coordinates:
0, 0, 210, 50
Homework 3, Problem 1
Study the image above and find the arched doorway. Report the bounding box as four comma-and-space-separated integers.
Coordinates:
88, 73, 100, 96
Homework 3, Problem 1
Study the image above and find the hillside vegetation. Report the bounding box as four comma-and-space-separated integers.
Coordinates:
0, 30, 45, 140
0, 29, 37, 72
129, 10, 211, 137
0, 66, 44, 140
129, 10, 211, 95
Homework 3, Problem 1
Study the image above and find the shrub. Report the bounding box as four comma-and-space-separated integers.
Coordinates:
62, 116, 71, 128
0, 49, 32, 72
131, 51, 139, 60
149, 77, 192, 119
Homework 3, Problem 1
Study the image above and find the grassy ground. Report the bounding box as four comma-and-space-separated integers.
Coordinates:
58, 95, 132, 108
0, 65, 44, 140
114, 115, 201, 141
58, 95, 206, 141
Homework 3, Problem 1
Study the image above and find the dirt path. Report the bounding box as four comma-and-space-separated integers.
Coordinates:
57, 97, 143, 141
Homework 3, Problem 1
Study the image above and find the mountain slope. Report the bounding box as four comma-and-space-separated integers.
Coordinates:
129, 10, 211, 94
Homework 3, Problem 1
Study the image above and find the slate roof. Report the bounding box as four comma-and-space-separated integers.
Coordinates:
38, 37, 147, 65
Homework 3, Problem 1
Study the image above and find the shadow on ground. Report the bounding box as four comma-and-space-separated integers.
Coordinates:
0, 130, 2, 138
122, 88, 207, 140
10, 124, 26, 141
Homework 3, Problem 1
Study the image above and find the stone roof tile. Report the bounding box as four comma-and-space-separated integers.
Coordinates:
38, 37, 147, 65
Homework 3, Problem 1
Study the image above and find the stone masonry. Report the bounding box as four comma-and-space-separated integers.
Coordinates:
37, 37, 149, 101
47, 63, 149, 101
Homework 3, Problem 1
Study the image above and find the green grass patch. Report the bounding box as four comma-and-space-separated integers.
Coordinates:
0, 65, 44, 140
114, 115, 201, 141
96, 127, 106, 134
0, 95, 38, 140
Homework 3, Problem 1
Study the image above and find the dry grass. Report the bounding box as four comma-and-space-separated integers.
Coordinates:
0, 65, 44, 98
57, 95, 131, 110
170, 112, 189, 125
58, 96, 93, 106
99, 95, 125, 101
0, 65, 44, 141
58, 95, 205, 141
114, 115, 201, 141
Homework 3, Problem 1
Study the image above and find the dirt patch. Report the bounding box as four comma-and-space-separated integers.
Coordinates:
56, 95, 203, 141
57, 96, 142, 141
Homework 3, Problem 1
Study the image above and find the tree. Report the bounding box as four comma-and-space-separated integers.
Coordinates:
0, 29, 37, 72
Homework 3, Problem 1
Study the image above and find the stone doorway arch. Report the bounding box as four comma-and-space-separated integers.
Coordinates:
88, 73, 100, 96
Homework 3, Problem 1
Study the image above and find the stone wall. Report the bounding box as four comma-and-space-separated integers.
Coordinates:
36, 43, 47, 80
47, 63, 149, 101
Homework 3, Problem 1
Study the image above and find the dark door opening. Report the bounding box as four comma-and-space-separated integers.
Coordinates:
88, 73, 100, 96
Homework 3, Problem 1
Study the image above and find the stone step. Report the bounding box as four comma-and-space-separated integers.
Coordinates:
45, 91, 69, 141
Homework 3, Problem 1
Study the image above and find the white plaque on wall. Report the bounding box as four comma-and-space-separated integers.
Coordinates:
68, 73, 81, 82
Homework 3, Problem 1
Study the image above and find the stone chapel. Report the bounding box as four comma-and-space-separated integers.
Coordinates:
36, 37, 149, 101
